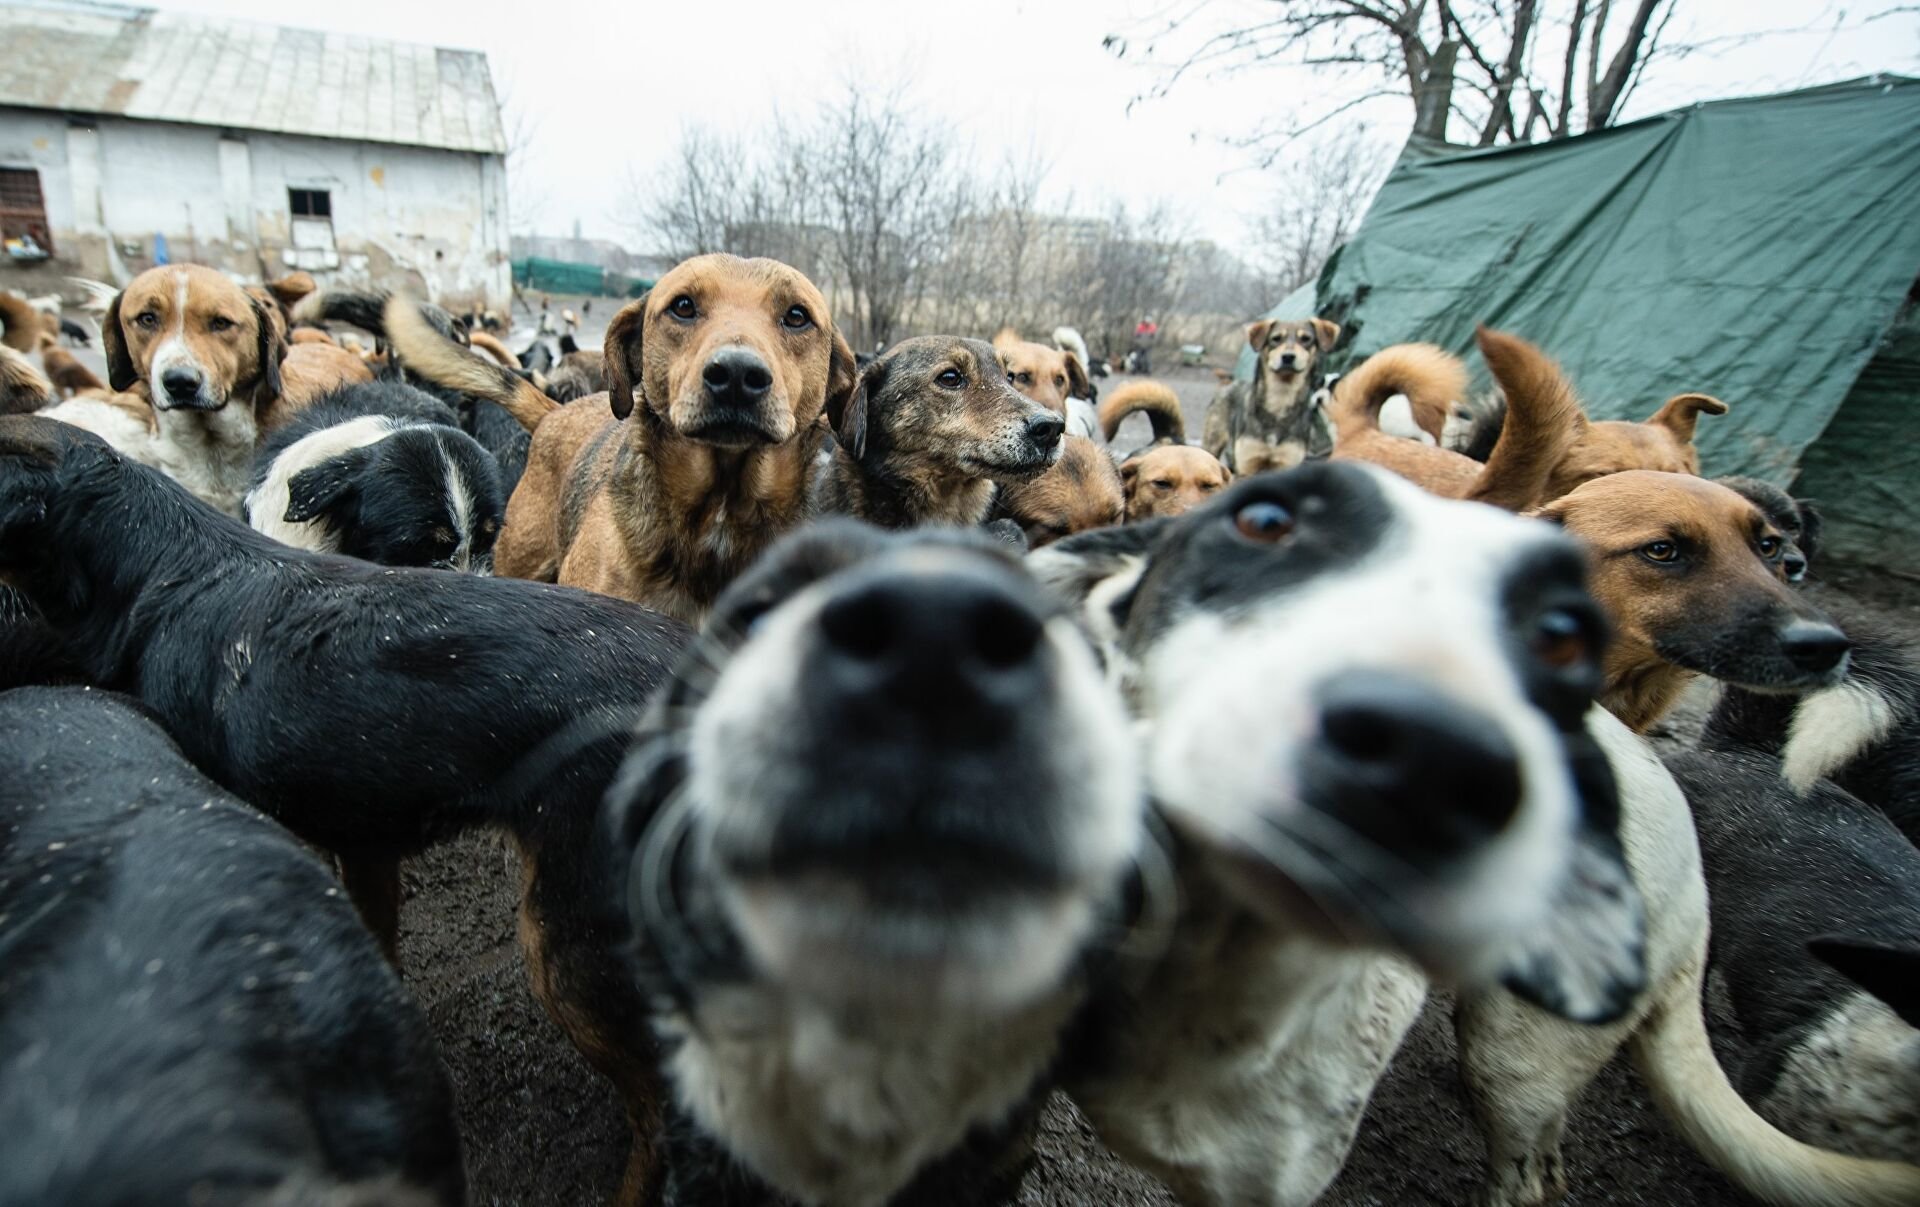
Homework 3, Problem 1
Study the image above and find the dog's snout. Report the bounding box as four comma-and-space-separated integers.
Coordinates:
1779, 620, 1850, 674
1279, 351, 1299, 366
702, 346, 773, 404
1310, 672, 1523, 846
816, 570, 1046, 725
1024, 413, 1065, 453
160, 368, 203, 405
1783, 551, 1809, 582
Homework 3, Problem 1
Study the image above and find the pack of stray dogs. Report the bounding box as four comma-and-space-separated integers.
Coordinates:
1, 253, 1916, 1207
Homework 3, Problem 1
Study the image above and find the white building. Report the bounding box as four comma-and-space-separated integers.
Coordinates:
0, 0, 511, 308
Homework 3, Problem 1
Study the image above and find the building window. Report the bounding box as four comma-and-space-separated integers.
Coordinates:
289, 187, 331, 219
0, 167, 53, 258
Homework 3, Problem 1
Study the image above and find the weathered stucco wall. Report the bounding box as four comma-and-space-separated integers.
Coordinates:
0, 107, 509, 308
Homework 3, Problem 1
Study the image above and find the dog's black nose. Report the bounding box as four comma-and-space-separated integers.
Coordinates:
702, 347, 773, 405
1025, 413, 1065, 452
1279, 352, 1298, 366
160, 368, 202, 405
817, 568, 1046, 732
1783, 552, 1809, 582
1779, 621, 1849, 674
1308, 671, 1522, 854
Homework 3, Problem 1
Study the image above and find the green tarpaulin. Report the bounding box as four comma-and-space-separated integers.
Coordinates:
1249, 76, 1920, 567
511, 257, 608, 296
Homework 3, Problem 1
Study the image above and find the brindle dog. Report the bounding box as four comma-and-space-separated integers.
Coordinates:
1202, 317, 1340, 474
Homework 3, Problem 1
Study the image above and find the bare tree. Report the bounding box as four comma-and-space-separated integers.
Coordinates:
1249, 131, 1393, 295
495, 73, 551, 235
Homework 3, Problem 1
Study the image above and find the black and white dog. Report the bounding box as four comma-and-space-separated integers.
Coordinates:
0, 687, 463, 1206
1670, 749, 1920, 1163
1029, 463, 1645, 1205
247, 380, 504, 572
604, 520, 1144, 1206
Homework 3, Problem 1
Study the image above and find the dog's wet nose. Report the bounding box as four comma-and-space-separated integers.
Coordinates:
1024, 413, 1065, 453
1780, 621, 1850, 674
1783, 552, 1809, 582
702, 347, 773, 405
160, 368, 203, 405
1309, 671, 1522, 851
817, 569, 1046, 726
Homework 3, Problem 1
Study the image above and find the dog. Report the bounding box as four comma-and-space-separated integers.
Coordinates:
1533, 470, 1852, 732
991, 434, 1124, 547
994, 328, 1097, 439
495, 254, 857, 622
35, 331, 103, 397
100, 265, 372, 514
0, 414, 698, 1201
0, 292, 36, 354
1098, 379, 1231, 521
1029, 462, 1645, 1205
604, 519, 1142, 1205
246, 379, 505, 571
0, 686, 464, 1206
1200, 317, 1339, 473
0, 345, 52, 415
1671, 748, 1920, 1164
1052, 324, 1107, 378
810, 335, 1063, 528
1327, 329, 1590, 510
542, 343, 609, 403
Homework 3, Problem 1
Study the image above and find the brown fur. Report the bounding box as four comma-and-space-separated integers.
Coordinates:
811, 335, 1061, 529
1534, 470, 1813, 731
0, 291, 39, 354
1330, 329, 1584, 512
995, 435, 1124, 547
288, 327, 338, 347
993, 328, 1090, 416
264, 271, 319, 317
1201, 316, 1341, 474
496, 254, 856, 622
1544, 392, 1728, 501
1119, 444, 1230, 522
466, 329, 521, 369
36, 332, 105, 397
0, 343, 54, 414
1098, 379, 1186, 446
382, 297, 553, 431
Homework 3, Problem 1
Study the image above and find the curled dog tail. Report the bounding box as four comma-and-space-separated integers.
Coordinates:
383, 296, 556, 433
465, 330, 521, 370
1052, 326, 1091, 369
1632, 964, 1920, 1207
1467, 326, 1584, 511
1098, 380, 1186, 444
0, 291, 39, 353
290, 288, 393, 335
1327, 343, 1469, 446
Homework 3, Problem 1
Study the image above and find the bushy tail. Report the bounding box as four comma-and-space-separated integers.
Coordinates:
0, 344, 54, 414
1052, 326, 1091, 369
1327, 343, 1469, 445
290, 288, 393, 335
0, 292, 38, 353
1098, 380, 1186, 444
1466, 327, 1585, 511
1632, 968, 1920, 1207
383, 296, 555, 432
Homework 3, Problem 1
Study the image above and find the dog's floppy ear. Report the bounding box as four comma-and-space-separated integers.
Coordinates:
603, 292, 648, 421
1645, 392, 1728, 444
102, 291, 139, 392
249, 293, 286, 407
1244, 319, 1274, 352
283, 446, 373, 525
1308, 317, 1341, 352
1792, 497, 1823, 566
829, 351, 871, 462
1064, 349, 1092, 401
1809, 935, 1920, 1029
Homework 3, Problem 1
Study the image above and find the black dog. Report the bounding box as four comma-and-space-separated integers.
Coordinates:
0, 687, 463, 1206
247, 380, 505, 571
604, 520, 1144, 1206
1670, 749, 1920, 1162
0, 414, 693, 1198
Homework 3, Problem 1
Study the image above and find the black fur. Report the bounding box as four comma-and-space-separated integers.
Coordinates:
0, 687, 464, 1205
249, 380, 507, 572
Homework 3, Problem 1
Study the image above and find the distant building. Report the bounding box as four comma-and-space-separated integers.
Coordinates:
0, 0, 511, 307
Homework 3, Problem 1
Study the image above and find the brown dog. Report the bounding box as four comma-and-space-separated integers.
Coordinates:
811, 335, 1063, 528
1542, 393, 1728, 500
994, 328, 1092, 429
1201, 317, 1340, 473
1536, 470, 1851, 731
1329, 328, 1585, 511
993, 434, 1124, 547
36, 332, 104, 397
0, 292, 37, 354
496, 254, 855, 621
0, 344, 54, 415
102, 265, 370, 514
1097, 379, 1230, 521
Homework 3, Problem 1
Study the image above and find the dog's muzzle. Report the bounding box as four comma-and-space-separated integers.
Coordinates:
155, 368, 221, 412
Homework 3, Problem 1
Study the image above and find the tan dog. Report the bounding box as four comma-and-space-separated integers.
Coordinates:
496, 254, 855, 621
993, 328, 1093, 433
1329, 328, 1584, 511
102, 265, 370, 514
1535, 470, 1851, 732
0, 343, 54, 414
1543, 393, 1728, 500
1097, 379, 1230, 521
36, 332, 104, 397
287, 327, 338, 347
1201, 317, 1340, 473
0, 292, 38, 354
993, 435, 1124, 547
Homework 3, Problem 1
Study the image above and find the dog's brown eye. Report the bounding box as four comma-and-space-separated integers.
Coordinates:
668, 295, 697, 321
1757, 535, 1782, 558
780, 305, 813, 330
936, 369, 964, 388
134, 312, 159, 331
1641, 540, 1680, 564
1533, 609, 1591, 669
1054, 374, 1066, 389
1233, 500, 1295, 544
208, 316, 235, 333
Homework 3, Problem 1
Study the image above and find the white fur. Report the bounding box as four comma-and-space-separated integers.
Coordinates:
39, 391, 256, 517
245, 415, 400, 551
442, 453, 478, 571
1377, 394, 1435, 444
1760, 989, 1920, 1162
1782, 681, 1900, 793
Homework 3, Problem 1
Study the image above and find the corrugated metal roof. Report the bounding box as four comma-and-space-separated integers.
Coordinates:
0, 0, 506, 154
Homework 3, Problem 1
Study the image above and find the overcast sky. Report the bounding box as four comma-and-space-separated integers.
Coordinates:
143, 0, 1920, 251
